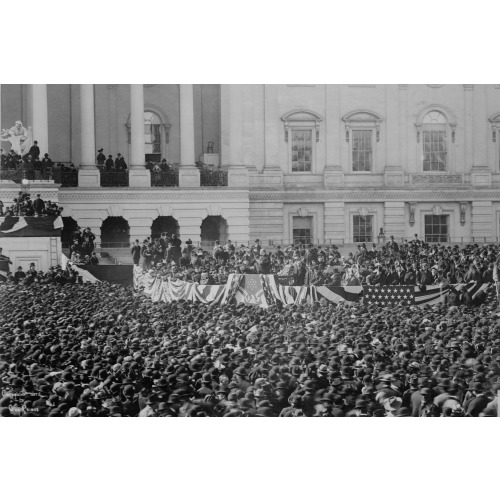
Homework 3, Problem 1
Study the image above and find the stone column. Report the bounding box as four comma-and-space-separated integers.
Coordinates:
129, 84, 151, 187
383, 85, 404, 186
178, 84, 200, 187
471, 85, 491, 186
324, 202, 345, 244
78, 85, 100, 187
263, 84, 283, 186
383, 202, 405, 240
32, 84, 49, 156
471, 201, 492, 242
324, 85, 343, 187
177, 216, 203, 246
128, 217, 153, 247
221, 84, 249, 187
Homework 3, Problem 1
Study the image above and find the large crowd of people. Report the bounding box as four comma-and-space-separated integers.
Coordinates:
0, 237, 499, 417
135, 234, 497, 305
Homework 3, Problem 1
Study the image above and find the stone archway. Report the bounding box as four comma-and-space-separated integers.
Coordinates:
200, 216, 228, 245
151, 216, 180, 240
101, 216, 130, 247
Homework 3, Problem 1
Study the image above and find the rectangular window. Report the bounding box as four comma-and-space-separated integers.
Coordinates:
353, 215, 373, 243
424, 215, 448, 242
352, 130, 372, 172
293, 216, 313, 244
291, 130, 312, 172
423, 126, 446, 171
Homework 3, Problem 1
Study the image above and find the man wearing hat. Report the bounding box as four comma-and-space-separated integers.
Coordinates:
115, 153, 127, 171
39, 152, 53, 178
28, 140, 40, 161
105, 155, 114, 171
96, 148, 106, 168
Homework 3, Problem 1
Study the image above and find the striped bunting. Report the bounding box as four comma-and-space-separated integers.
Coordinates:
133, 268, 491, 309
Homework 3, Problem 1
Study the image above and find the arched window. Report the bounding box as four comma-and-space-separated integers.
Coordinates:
126, 109, 170, 163
342, 110, 383, 172
422, 111, 447, 171
415, 105, 456, 172
281, 110, 323, 173
144, 112, 162, 163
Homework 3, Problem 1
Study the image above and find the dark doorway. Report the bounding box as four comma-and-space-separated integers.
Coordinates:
200, 216, 228, 245
151, 216, 179, 240
101, 217, 130, 247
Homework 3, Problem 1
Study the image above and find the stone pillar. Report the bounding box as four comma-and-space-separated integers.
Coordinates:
383, 202, 405, 240
128, 218, 153, 247
221, 84, 249, 187
383, 85, 403, 186
263, 84, 283, 186
32, 84, 49, 156
178, 84, 200, 187
471, 85, 491, 186
78, 85, 100, 187
324, 202, 345, 244
471, 201, 492, 242
324, 85, 343, 187
464, 85, 474, 173
399, 85, 408, 171
177, 216, 203, 246
129, 84, 151, 187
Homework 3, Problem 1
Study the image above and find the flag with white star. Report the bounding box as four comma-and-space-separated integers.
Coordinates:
363, 285, 415, 306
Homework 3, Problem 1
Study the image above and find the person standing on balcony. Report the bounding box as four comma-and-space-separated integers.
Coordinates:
28, 141, 40, 161
105, 155, 114, 171
116, 153, 127, 171
41, 153, 53, 179
160, 159, 169, 172
33, 193, 45, 216
97, 149, 106, 169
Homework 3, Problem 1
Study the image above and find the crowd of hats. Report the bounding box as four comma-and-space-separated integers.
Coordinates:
1, 252, 499, 416
2, 191, 63, 217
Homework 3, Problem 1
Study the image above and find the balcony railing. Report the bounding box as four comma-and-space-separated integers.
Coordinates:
60, 171, 78, 187
151, 169, 179, 187
100, 171, 129, 187
200, 167, 228, 187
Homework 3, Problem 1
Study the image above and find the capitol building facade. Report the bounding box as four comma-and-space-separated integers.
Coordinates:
1, 84, 500, 253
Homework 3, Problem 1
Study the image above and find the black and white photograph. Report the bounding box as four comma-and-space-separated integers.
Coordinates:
1, 1, 498, 499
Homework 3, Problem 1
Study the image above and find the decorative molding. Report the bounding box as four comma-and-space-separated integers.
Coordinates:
409, 203, 416, 226
248, 190, 500, 202
488, 113, 500, 143
427, 85, 443, 88
358, 207, 369, 217
206, 205, 224, 217
412, 174, 463, 184
281, 109, 322, 143
432, 205, 443, 216
463, 84, 474, 91
297, 208, 309, 217
460, 202, 467, 225
398, 84, 408, 91
342, 109, 383, 143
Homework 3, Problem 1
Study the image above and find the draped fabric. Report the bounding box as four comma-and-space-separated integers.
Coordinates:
133, 266, 489, 309
0, 216, 63, 237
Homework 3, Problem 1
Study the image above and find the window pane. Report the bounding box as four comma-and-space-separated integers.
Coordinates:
424, 215, 448, 243
352, 130, 372, 171
353, 214, 373, 243
291, 129, 312, 172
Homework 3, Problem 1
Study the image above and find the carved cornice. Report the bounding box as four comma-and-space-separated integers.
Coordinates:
248, 190, 500, 202
58, 189, 250, 202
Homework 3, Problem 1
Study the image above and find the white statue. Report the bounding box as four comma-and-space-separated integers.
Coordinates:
0, 120, 33, 156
